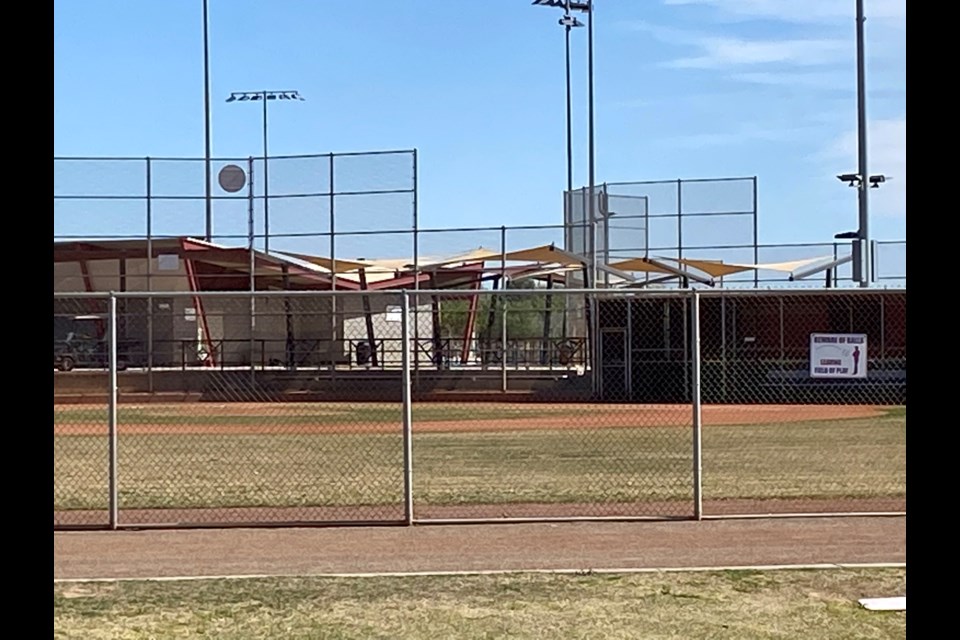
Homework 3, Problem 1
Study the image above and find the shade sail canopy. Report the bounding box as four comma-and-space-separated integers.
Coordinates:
276, 252, 382, 273
418, 247, 502, 268
503, 245, 587, 266
608, 258, 674, 274
739, 256, 835, 273
674, 258, 753, 277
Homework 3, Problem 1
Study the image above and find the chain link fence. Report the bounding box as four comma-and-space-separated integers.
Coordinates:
695, 290, 906, 515
54, 296, 112, 527
408, 290, 693, 520
54, 151, 417, 269
53, 288, 905, 528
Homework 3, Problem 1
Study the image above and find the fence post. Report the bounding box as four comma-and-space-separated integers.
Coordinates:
676, 178, 683, 262
500, 225, 508, 393
145, 157, 154, 393
779, 296, 785, 402
691, 290, 703, 521
248, 156, 256, 385
108, 293, 120, 529
752, 177, 759, 288
401, 290, 414, 525
501, 282, 509, 393
412, 149, 420, 391
329, 153, 339, 384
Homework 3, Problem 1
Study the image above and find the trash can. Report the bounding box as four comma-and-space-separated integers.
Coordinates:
355, 341, 372, 366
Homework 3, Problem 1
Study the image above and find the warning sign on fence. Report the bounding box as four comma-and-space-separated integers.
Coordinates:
809, 333, 868, 379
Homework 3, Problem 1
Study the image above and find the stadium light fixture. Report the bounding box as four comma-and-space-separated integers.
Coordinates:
834, 230, 861, 240
226, 90, 306, 254
532, 0, 589, 10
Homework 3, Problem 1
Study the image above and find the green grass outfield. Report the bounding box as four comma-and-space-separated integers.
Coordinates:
54, 407, 906, 511
54, 568, 907, 640
53, 404, 555, 426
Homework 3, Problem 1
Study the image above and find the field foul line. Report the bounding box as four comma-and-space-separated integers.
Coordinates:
53, 562, 906, 584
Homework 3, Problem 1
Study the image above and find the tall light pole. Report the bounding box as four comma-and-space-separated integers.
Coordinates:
532, 1, 594, 284
584, 0, 597, 288
226, 90, 305, 254
203, 0, 212, 242
836, 0, 876, 288
560, 14, 585, 200
854, 0, 869, 288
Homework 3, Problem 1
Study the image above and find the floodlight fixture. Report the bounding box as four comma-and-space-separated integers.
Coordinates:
834, 230, 861, 240
532, 0, 590, 11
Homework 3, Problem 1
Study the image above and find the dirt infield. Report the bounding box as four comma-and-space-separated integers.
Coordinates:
54, 403, 887, 436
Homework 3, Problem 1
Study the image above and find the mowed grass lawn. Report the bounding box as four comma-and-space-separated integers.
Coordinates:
53, 403, 558, 426
54, 568, 906, 640
54, 406, 905, 511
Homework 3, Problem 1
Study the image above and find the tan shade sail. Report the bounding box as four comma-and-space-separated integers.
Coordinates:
502, 245, 586, 266
608, 258, 673, 274
276, 252, 376, 272
418, 247, 502, 269
674, 258, 753, 277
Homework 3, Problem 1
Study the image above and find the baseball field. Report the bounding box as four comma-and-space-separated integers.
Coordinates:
53, 402, 906, 525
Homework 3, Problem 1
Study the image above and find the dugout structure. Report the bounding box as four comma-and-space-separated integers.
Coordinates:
596, 289, 906, 404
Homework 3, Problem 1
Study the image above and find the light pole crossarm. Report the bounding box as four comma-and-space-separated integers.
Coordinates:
532, 0, 590, 11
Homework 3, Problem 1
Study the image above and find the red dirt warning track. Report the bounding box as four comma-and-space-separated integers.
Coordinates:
53, 403, 887, 436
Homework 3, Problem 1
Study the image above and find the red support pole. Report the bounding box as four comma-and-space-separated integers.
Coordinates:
181, 240, 216, 367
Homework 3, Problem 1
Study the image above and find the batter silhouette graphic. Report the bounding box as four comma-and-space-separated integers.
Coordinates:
852, 346, 861, 375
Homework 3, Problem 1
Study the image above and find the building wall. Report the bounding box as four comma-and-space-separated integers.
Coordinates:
341, 296, 433, 367
54, 257, 191, 293
55, 257, 441, 368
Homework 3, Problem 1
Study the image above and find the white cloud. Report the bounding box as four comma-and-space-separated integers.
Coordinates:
729, 71, 906, 97
659, 122, 826, 149
667, 36, 847, 68
651, 0, 905, 70
729, 70, 850, 89
622, 21, 849, 69
662, 0, 906, 24
820, 117, 906, 217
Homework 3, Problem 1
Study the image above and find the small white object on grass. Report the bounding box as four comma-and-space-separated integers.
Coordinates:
858, 597, 906, 611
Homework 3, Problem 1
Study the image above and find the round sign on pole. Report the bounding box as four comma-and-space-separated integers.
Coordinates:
218, 164, 247, 193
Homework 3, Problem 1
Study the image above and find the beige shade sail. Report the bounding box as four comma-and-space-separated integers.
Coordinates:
502, 245, 587, 266
418, 247, 503, 269
729, 256, 835, 273
674, 258, 754, 277
608, 258, 674, 274
275, 252, 377, 273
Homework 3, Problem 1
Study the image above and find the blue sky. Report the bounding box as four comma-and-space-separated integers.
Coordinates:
54, 0, 905, 271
